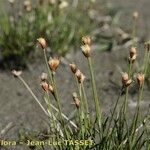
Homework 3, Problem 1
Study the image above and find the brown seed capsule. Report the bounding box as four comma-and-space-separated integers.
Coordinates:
72, 92, 80, 109
81, 44, 91, 57
40, 73, 48, 81
136, 73, 145, 87
12, 70, 22, 77
41, 81, 49, 92
122, 72, 129, 85
133, 11, 139, 20
48, 57, 60, 71
23, 0, 32, 12
37, 38, 47, 49
48, 0, 57, 5
82, 36, 91, 45
128, 54, 137, 63
75, 69, 85, 83
129, 47, 137, 58
125, 79, 132, 87
69, 63, 77, 74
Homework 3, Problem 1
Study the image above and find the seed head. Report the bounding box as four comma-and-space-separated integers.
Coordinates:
41, 81, 49, 92
81, 44, 91, 58
72, 92, 80, 109
40, 73, 48, 81
133, 11, 139, 20
75, 69, 85, 83
136, 73, 145, 87
12, 70, 22, 77
82, 36, 91, 45
23, 0, 32, 12
48, 57, 60, 71
48, 0, 57, 5
122, 72, 132, 87
128, 54, 137, 64
125, 79, 132, 87
129, 47, 137, 58
69, 63, 77, 74
37, 38, 47, 49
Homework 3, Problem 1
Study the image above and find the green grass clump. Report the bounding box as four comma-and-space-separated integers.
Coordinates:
0, 0, 119, 69
12, 36, 150, 150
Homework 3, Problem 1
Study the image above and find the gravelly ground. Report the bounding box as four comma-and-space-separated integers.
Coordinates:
0, 0, 150, 150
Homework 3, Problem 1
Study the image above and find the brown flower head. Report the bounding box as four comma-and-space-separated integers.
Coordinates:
133, 11, 139, 20
136, 73, 145, 87
48, 57, 60, 71
81, 44, 91, 57
41, 81, 49, 92
122, 72, 132, 87
69, 63, 77, 74
23, 0, 32, 12
12, 70, 22, 77
75, 69, 85, 83
128, 54, 137, 64
82, 36, 91, 45
40, 73, 48, 81
37, 38, 47, 49
72, 92, 80, 109
129, 47, 137, 58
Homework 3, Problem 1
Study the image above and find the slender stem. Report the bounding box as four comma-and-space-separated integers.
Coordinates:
123, 62, 132, 115
52, 72, 70, 138
17, 75, 77, 129
18, 76, 48, 116
87, 57, 101, 128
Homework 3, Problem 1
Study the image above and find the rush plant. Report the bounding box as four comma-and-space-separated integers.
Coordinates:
12, 36, 150, 149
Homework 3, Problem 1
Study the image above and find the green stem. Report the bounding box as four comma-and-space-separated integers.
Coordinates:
87, 57, 101, 132
52, 72, 70, 139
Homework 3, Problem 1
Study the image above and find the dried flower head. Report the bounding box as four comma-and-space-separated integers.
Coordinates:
69, 63, 77, 74
133, 11, 139, 20
82, 36, 91, 45
136, 73, 145, 87
23, 0, 32, 12
122, 72, 132, 87
59, 1, 68, 9
40, 73, 48, 81
125, 79, 132, 87
128, 54, 137, 63
75, 69, 85, 83
49, 0, 57, 5
37, 38, 47, 49
72, 92, 80, 109
48, 57, 60, 71
81, 44, 91, 57
128, 47, 137, 63
129, 47, 137, 58
41, 81, 49, 92
12, 70, 22, 77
